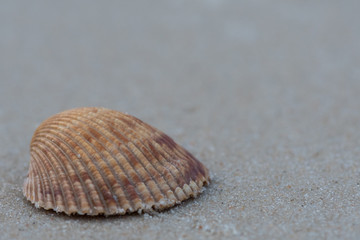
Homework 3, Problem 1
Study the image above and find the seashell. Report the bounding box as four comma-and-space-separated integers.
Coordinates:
23, 107, 210, 215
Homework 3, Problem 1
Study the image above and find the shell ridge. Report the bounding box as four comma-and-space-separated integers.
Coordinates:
61, 113, 156, 207
66, 113, 162, 206
97, 113, 182, 202
101, 112, 185, 185
119, 114, 192, 181
95, 114, 179, 203
55, 120, 134, 213
76, 113, 171, 204
162, 140, 199, 177
147, 139, 188, 186
51, 116, 138, 212
29, 159, 38, 203
118, 116, 189, 187
28, 164, 34, 201
35, 129, 108, 215
47, 118, 149, 212
24, 161, 33, 201
43, 124, 115, 215
146, 130, 201, 183
28, 152, 47, 207
33, 136, 94, 214
37, 127, 130, 214
126, 141, 170, 203
131, 139, 179, 203
127, 115, 205, 186
128, 115, 201, 180
119, 114, 209, 198
169, 144, 205, 181
32, 163, 40, 203
107, 115, 187, 195
188, 180, 199, 195
32, 138, 82, 213
156, 140, 202, 186
32, 145, 69, 212
31, 147, 60, 209
30, 148, 57, 210
102, 113, 188, 200
182, 149, 208, 176
146, 141, 188, 200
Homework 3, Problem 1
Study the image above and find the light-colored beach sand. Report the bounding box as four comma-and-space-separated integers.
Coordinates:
1, 1, 360, 239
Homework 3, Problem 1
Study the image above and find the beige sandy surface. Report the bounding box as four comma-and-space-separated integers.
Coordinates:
1, 0, 360, 239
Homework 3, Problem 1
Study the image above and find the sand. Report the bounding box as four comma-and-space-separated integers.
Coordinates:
1, 0, 360, 239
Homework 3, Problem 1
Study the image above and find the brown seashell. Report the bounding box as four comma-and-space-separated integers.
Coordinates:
23, 107, 210, 215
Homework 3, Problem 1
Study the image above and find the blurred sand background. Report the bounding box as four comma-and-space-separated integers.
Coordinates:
1, 0, 360, 239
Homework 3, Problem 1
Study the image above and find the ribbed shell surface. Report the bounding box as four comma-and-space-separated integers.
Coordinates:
23, 107, 210, 215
